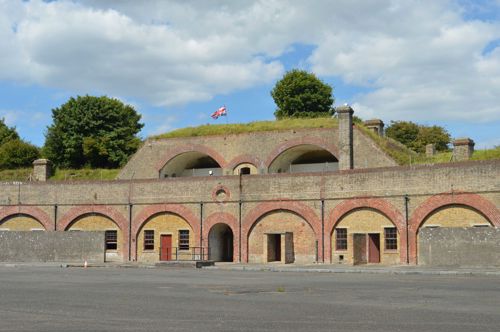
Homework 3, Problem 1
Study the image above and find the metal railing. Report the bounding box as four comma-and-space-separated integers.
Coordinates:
158, 246, 210, 261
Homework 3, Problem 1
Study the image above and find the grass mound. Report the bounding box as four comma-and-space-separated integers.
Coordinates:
151, 117, 338, 139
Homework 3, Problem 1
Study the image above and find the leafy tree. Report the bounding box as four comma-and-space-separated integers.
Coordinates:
386, 121, 450, 153
0, 139, 40, 169
271, 70, 334, 119
43, 95, 143, 168
0, 118, 19, 146
385, 121, 420, 148
413, 125, 451, 152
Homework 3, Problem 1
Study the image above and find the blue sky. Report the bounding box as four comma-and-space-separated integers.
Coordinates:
1, 0, 499, 148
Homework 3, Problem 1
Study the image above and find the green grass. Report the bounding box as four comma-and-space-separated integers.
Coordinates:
356, 125, 417, 165
401, 146, 500, 165
151, 117, 339, 139
471, 146, 500, 161
0, 168, 33, 181
50, 168, 120, 181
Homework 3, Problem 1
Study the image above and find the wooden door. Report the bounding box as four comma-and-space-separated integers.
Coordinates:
160, 234, 172, 261
368, 234, 380, 263
353, 234, 367, 265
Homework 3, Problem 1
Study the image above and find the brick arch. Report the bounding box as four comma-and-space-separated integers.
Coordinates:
0, 206, 53, 231
58, 205, 128, 232
202, 212, 239, 262
408, 192, 500, 264
327, 198, 406, 264
131, 204, 200, 260
155, 144, 227, 171
225, 154, 264, 171
242, 200, 322, 262
265, 137, 340, 168
58, 205, 129, 261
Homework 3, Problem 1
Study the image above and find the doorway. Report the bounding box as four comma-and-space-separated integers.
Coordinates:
353, 233, 381, 265
208, 223, 234, 262
160, 234, 172, 261
368, 233, 380, 263
267, 234, 281, 262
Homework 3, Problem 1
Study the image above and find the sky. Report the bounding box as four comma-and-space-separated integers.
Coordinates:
1, 0, 499, 148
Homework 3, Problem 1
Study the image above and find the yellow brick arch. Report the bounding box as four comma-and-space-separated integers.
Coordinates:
0, 214, 46, 231
332, 208, 400, 265
420, 204, 491, 228
136, 212, 194, 263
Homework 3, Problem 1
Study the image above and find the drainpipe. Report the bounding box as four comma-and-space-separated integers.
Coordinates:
321, 199, 325, 263
200, 202, 204, 252
54, 204, 58, 231
128, 203, 133, 261
404, 194, 410, 264
239, 199, 242, 263
238, 171, 243, 263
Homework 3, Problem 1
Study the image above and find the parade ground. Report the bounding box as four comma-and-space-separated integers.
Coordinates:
0, 266, 499, 332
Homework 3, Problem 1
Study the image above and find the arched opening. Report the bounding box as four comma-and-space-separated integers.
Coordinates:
233, 163, 257, 175
332, 208, 399, 265
268, 144, 338, 174
208, 223, 234, 262
0, 214, 46, 231
248, 210, 316, 264
419, 204, 492, 230
136, 212, 194, 263
65, 213, 122, 262
160, 151, 222, 178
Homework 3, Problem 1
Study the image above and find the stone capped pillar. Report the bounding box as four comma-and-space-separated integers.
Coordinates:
33, 159, 53, 182
453, 138, 474, 161
364, 119, 384, 136
337, 105, 354, 170
426, 144, 436, 157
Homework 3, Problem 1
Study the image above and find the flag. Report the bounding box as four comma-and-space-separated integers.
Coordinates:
211, 106, 227, 119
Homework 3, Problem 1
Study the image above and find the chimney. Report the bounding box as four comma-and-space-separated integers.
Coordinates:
337, 105, 354, 170
452, 138, 474, 161
363, 119, 384, 136
33, 159, 53, 182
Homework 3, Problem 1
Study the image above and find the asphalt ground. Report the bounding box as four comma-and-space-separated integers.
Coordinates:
0, 266, 499, 332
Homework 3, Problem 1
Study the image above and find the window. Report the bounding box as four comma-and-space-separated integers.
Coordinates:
335, 228, 347, 251
384, 228, 397, 250
240, 167, 251, 175
179, 230, 189, 250
144, 230, 154, 250
105, 230, 118, 250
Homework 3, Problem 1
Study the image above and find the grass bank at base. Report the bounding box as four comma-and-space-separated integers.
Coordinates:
0, 168, 120, 182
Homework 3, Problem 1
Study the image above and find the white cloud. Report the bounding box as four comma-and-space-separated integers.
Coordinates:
307, 1, 500, 122
0, 0, 499, 125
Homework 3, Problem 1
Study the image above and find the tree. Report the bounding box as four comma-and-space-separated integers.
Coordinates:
386, 121, 450, 153
271, 70, 334, 119
0, 139, 40, 169
43, 95, 143, 168
0, 118, 19, 146
385, 121, 420, 148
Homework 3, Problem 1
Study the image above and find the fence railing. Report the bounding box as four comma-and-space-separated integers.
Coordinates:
159, 246, 210, 261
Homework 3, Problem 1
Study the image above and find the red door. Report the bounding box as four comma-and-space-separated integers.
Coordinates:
160, 235, 172, 261
368, 234, 380, 263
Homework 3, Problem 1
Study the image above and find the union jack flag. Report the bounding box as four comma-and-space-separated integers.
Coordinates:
211, 106, 227, 119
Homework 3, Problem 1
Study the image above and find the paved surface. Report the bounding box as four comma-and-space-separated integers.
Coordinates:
210, 262, 500, 276
0, 266, 499, 331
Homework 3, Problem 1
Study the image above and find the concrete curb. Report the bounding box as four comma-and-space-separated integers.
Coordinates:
2, 262, 499, 276
205, 265, 500, 276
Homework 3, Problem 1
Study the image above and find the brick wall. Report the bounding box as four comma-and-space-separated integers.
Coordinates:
0, 159, 498, 264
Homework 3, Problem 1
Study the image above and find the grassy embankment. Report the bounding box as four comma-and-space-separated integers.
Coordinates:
0, 168, 120, 182
0, 118, 498, 181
